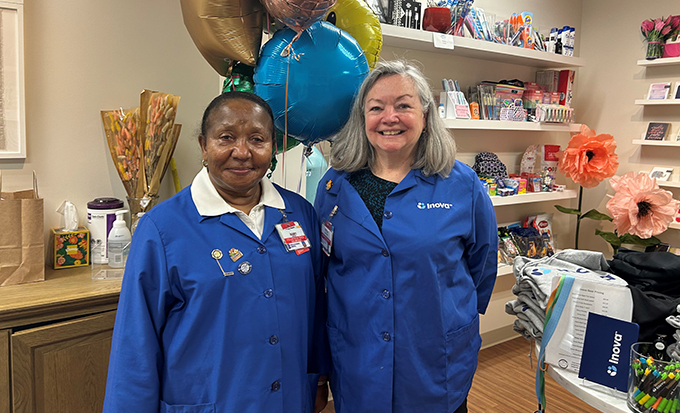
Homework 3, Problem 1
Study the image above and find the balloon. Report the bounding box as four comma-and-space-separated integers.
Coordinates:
325, 0, 382, 69
260, 0, 336, 35
254, 21, 369, 146
180, 0, 264, 76
222, 62, 255, 93
275, 131, 300, 153
305, 145, 328, 203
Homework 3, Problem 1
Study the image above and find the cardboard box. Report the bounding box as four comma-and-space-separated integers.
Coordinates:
52, 227, 90, 269
557, 70, 575, 107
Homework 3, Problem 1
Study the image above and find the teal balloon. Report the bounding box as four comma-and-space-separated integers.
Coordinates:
254, 21, 369, 146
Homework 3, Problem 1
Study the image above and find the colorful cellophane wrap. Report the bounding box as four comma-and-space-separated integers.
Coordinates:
101, 90, 181, 212
101, 107, 142, 198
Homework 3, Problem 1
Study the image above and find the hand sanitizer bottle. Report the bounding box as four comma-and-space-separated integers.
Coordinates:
108, 210, 131, 268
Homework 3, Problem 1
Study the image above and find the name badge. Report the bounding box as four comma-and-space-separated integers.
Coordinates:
275, 221, 311, 253
321, 220, 334, 257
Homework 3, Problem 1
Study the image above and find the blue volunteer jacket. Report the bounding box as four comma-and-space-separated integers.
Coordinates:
314, 163, 498, 413
103, 184, 327, 413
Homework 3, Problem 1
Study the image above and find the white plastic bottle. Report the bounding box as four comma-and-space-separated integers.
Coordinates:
108, 210, 131, 269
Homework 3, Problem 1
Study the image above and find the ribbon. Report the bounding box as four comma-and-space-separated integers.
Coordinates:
535, 275, 575, 413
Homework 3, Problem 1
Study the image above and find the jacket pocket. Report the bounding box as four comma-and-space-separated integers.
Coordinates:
445, 315, 481, 409
160, 401, 215, 413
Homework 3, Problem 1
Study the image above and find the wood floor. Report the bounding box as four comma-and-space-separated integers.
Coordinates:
320, 336, 599, 412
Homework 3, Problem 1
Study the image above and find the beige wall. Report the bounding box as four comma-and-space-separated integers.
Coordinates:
1, 1, 219, 232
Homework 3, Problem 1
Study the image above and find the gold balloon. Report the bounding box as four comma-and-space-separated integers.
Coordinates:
180, 0, 265, 76
325, 0, 382, 69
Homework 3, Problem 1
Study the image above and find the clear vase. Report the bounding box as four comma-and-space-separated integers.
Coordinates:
646, 41, 664, 60
127, 195, 160, 234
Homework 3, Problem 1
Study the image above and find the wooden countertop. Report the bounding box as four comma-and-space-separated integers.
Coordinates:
0, 266, 122, 330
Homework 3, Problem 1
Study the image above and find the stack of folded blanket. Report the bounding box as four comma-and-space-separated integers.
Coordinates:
505, 249, 628, 341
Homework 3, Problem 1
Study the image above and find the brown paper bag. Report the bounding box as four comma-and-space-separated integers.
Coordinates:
0, 171, 45, 286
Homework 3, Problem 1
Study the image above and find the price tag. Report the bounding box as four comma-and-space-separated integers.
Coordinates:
433, 33, 454, 50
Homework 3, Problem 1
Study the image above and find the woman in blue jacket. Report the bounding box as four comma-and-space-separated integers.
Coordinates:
314, 60, 498, 413
104, 92, 328, 412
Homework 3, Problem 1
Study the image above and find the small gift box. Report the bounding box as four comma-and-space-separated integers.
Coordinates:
52, 227, 90, 269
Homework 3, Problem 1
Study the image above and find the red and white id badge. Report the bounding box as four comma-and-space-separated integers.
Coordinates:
275, 221, 311, 254
321, 220, 334, 257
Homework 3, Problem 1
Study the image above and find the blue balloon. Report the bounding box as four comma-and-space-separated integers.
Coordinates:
254, 21, 369, 146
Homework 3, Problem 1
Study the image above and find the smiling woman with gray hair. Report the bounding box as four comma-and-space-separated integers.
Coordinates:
314, 60, 498, 413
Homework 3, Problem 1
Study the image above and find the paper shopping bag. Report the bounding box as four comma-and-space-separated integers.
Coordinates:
0, 171, 45, 286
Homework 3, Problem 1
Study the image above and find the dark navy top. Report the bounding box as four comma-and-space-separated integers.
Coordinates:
348, 169, 398, 232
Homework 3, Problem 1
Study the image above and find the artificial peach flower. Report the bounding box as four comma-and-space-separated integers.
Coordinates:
557, 125, 619, 188
606, 172, 680, 239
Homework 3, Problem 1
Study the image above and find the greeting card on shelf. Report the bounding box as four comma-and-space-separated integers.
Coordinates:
644, 122, 671, 140
647, 82, 672, 100
649, 167, 674, 181
674, 82, 680, 100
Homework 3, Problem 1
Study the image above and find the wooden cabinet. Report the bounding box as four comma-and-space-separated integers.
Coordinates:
0, 267, 121, 413
1, 330, 10, 413
12, 312, 115, 413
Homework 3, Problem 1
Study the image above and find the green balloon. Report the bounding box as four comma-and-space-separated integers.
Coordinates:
222, 62, 255, 93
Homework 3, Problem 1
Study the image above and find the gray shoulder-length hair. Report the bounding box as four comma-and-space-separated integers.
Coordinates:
330, 59, 456, 177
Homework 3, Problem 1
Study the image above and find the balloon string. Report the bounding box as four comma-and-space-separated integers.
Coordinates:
296, 145, 307, 194
283, 53, 291, 188
281, 30, 304, 58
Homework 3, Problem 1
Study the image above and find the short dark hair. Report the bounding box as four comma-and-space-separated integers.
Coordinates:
200, 91, 275, 141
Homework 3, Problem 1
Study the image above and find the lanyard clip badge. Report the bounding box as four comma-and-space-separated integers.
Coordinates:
321, 205, 338, 257
275, 209, 311, 255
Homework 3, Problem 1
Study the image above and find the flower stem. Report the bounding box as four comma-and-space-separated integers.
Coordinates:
575, 185, 583, 249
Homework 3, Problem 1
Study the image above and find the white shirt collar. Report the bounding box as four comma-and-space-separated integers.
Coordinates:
191, 167, 285, 217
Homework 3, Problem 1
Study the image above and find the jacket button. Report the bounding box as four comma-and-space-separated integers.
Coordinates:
269, 335, 279, 345
383, 210, 393, 219
257, 246, 267, 254
381, 249, 389, 257
271, 381, 281, 392
382, 289, 391, 299
382, 332, 391, 342
264, 289, 273, 298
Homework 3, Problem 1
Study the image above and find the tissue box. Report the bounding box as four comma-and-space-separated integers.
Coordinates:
52, 227, 90, 269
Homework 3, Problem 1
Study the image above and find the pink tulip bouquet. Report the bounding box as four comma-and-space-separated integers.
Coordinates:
641, 16, 680, 59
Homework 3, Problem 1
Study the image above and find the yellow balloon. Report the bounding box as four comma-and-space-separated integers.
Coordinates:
180, 0, 265, 76
325, 0, 382, 69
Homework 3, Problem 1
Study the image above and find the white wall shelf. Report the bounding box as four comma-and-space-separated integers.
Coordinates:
635, 99, 680, 105
497, 264, 513, 277
658, 181, 680, 189
670, 222, 680, 230
637, 57, 680, 67
444, 119, 581, 132
632, 139, 680, 147
490, 190, 577, 207
381, 24, 585, 68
